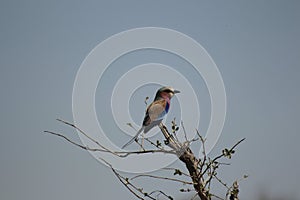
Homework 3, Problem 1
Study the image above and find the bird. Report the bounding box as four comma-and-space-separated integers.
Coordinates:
122, 86, 180, 149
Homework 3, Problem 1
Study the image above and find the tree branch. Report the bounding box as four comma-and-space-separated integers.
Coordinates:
131, 174, 193, 185
46, 119, 246, 200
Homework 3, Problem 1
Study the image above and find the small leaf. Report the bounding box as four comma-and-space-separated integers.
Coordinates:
144, 97, 149, 105
156, 140, 162, 147
174, 169, 182, 176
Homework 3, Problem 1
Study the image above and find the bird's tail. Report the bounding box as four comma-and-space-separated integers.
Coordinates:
121, 126, 144, 149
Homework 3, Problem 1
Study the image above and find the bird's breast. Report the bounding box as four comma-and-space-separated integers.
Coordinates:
165, 101, 170, 113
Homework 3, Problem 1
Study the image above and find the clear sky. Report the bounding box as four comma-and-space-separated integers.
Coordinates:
0, 1, 299, 200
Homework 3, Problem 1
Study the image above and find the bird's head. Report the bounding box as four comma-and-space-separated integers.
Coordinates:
154, 86, 180, 100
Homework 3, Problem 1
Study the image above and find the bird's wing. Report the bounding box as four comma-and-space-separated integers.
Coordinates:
143, 99, 167, 126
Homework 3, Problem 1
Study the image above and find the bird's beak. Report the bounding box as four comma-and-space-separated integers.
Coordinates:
173, 90, 180, 94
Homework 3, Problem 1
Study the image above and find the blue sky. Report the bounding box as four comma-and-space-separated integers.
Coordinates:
0, 1, 299, 199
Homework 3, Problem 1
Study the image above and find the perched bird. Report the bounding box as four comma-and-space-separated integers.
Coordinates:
122, 86, 180, 149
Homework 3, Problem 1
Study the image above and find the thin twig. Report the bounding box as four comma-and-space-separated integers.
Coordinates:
181, 121, 188, 141
196, 129, 206, 174
44, 130, 176, 157
201, 138, 245, 177
56, 119, 117, 155
127, 122, 166, 150
99, 157, 150, 200
214, 175, 229, 189
147, 190, 173, 200
131, 174, 193, 185
144, 138, 165, 150
44, 131, 106, 152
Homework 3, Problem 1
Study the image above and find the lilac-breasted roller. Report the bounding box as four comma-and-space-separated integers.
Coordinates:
122, 86, 180, 149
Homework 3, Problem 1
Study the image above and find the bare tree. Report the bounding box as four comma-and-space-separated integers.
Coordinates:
45, 117, 246, 200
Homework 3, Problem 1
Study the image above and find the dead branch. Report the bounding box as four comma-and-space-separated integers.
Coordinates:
46, 119, 246, 200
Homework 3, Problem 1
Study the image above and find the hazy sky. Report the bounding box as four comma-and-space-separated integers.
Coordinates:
0, 1, 299, 200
